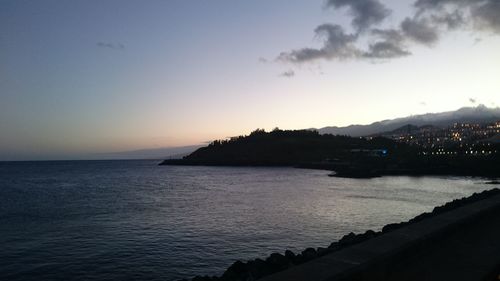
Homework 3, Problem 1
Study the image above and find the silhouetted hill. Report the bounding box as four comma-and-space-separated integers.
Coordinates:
160, 128, 500, 178
317, 105, 500, 137
371, 124, 423, 137
160, 129, 408, 166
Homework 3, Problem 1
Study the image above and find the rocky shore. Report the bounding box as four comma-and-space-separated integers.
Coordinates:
179, 188, 500, 281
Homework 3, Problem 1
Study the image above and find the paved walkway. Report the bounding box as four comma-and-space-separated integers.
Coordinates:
380, 206, 500, 281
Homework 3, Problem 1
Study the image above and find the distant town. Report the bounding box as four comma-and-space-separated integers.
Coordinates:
370, 121, 500, 157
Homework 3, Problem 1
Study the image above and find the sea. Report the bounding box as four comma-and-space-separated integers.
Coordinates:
0, 160, 493, 281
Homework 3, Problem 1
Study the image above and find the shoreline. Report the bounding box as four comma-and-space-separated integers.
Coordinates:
179, 188, 500, 281
160, 160, 500, 179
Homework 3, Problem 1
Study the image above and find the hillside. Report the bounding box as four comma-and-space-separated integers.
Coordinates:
317, 105, 500, 137
160, 129, 409, 166
160, 128, 500, 177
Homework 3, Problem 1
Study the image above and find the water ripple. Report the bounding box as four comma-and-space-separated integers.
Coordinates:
0, 161, 492, 280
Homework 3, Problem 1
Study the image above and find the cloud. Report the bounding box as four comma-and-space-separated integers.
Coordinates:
430, 10, 465, 30
472, 0, 500, 33
277, 24, 360, 63
325, 0, 391, 32
364, 29, 411, 58
97, 42, 125, 50
279, 70, 295, 78
278, 25, 411, 62
401, 17, 439, 45
277, 0, 500, 64
364, 41, 411, 58
413, 0, 482, 12
414, 0, 500, 33
258, 57, 269, 63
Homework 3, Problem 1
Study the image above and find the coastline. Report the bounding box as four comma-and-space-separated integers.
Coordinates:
159, 128, 500, 180
160, 159, 500, 179
179, 188, 500, 281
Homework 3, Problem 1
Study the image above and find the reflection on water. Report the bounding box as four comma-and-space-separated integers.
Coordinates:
0, 160, 492, 280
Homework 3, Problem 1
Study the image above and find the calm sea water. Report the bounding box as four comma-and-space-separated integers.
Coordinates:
0, 160, 493, 280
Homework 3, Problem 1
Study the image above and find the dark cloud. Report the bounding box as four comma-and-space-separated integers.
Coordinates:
413, 0, 483, 12
277, 0, 500, 64
415, 0, 500, 33
279, 70, 295, 78
371, 28, 405, 41
326, 0, 391, 32
401, 17, 439, 45
364, 29, 411, 58
97, 42, 125, 50
430, 10, 465, 30
278, 26, 412, 62
278, 24, 360, 63
364, 41, 411, 58
472, 0, 500, 33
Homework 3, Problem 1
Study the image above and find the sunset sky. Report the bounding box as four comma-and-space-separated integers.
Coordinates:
1, 0, 499, 160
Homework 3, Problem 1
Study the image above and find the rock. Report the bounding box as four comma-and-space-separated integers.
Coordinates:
328, 241, 340, 250
292, 253, 305, 264
316, 247, 329, 257
382, 223, 400, 233
221, 260, 246, 280
364, 230, 376, 237
265, 253, 289, 271
284, 250, 296, 261
247, 258, 271, 280
338, 232, 357, 246
301, 248, 317, 261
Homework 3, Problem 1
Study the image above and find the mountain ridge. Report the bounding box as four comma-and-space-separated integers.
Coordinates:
316, 105, 500, 137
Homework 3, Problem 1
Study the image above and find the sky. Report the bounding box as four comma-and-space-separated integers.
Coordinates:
1, 0, 499, 160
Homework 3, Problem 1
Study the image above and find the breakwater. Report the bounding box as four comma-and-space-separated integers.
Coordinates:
181, 188, 500, 281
